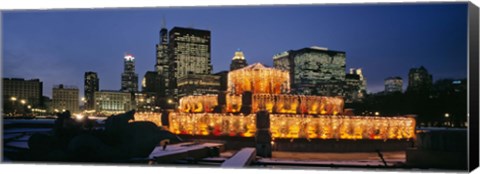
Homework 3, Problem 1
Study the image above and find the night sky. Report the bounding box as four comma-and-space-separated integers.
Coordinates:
2, 3, 468, 98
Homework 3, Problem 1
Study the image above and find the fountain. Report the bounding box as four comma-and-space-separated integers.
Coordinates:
138, 63, 416, 141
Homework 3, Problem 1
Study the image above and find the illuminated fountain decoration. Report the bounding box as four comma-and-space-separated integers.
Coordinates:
179, 95, 218, 113
228, 63, 290, 95
134, 112, 162, 126
169, 113, 415, 140
168, 62, 416, 140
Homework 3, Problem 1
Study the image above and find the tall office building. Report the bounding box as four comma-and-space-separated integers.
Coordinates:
84, 72, 99, 110
121, 54, 139, 93
52, 84, 79, 114
407, 66, 432, 93
349, 68, 367, 92
2, 78, 43, 108
142, 71, 164, 94
155, 22, 170, 96
273, 46, 346, 96
385, 77, 403, 93
167, 27, 213, 99
345, 68, 366, 103
230, 49, 248, 71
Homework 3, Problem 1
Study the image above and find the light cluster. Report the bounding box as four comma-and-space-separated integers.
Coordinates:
168, 113, 416, 140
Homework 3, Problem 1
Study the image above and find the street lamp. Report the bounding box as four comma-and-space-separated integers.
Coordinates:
444, 113, 450, 127
10, 96, 17, 116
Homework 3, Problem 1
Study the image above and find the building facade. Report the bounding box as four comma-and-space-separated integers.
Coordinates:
155, 25, 170, 96
142, 71, 164, 95
84, 72, 99, 110
344, 68, 367, 103
214, 71, 229, 92
407, 66, 432, 93
230, 49, 248, 71
2, 78, 43, 108
273, 46, 346, 96
134, 92, 158, 112
121, 54, 139, 93
176, 74, 220, 98
167, 27, 213, 99
94, 90, 132, 115
385, 76, 403, 93
52, 84, 79, 114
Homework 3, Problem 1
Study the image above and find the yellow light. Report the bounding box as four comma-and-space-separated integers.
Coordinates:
168, 113, 416, 140
10, 97, 17, 101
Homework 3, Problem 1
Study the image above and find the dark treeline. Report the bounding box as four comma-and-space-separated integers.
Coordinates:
346, 79, 467, 127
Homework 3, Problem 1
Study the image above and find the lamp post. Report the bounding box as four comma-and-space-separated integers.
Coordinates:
444, 113, 450, 127
10, 97, 17, 116
20, 99, 27, 116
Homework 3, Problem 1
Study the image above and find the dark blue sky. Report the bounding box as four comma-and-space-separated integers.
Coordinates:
2, 3, 468, 98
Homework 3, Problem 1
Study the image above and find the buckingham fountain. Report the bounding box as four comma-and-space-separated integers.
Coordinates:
136, 63, 416, 155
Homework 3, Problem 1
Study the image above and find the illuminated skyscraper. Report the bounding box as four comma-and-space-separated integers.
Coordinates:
84, 72, 99, 110
385, 76, 403, 93
155, 22, 170, 96
121, 54, 138, 93
345, 68, 367, 103
273, 46, 346, 96
168, 27, 214, 99
230, 49, 248, 71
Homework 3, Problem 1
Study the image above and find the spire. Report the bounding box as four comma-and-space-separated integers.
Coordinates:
161, 15, 166, 29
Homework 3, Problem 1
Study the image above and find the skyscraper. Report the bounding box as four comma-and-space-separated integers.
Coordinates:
155, 22, 170, 96
84, 72, 99, 110
345, 68, 367, 103
349, 68, 367, 93
230, 49, 248, 71
407, 66, 432, 93
142, 71, 164, 95
168, 27, 214, 99
121, 54, 138, 93
385, 76, 403, 93
273, 46, 346, 96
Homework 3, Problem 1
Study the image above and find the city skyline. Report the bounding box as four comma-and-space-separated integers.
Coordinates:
3, 3, 468, 98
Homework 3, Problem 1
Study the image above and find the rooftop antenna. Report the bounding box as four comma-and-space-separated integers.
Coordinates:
162, 15, 166, 29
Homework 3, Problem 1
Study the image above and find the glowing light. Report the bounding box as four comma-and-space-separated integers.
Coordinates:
232, 50, 246, 60
20, 100, 26, 105
168, 113, 416, 140
179, 95, 217, 113
74, 114, 84, 120
228, 63, 290, 95
124, 54, 135, 61
445, 113, 450, 118
134, 112, 162, 126
10, 97, 17, 101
